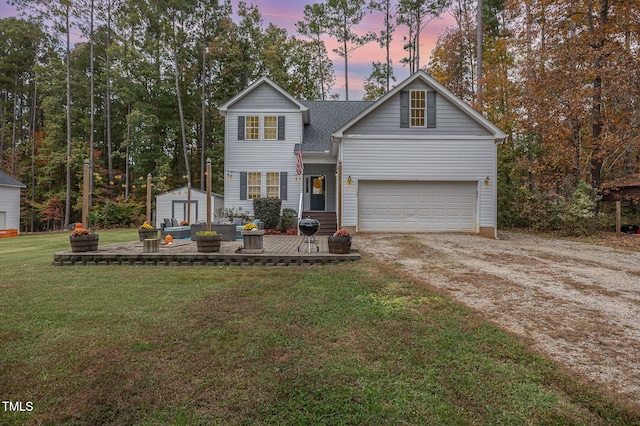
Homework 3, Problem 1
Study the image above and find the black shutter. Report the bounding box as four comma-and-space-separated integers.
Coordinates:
400, 91, 409, 128
427, 91, 436, 128
278, 116, 285, 140
280, 172, 287, 200
240, 172, 247, 200
238, 116, 245, 140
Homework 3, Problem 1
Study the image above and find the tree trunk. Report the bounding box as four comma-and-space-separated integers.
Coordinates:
476, 0, 483, 107
30, 80, 37, 232
201, 13, 207, 191
174, 19, 191, 190
64, 4, 72, 228
343, 37, 349, 100
589, 0, 609, 191
106, 1, 113, 185
11, 86, 18, 175
89, 0, 95, 206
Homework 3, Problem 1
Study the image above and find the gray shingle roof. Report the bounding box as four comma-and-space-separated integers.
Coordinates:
299, 101, 374, 152
0, 170, 26, 188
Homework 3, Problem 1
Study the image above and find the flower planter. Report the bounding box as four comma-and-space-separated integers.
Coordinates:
327, 235, 351, 254
241, 230, 265, 253
138, 228, 159, 241
69, 234, 99, 252
196, 235, 222, 253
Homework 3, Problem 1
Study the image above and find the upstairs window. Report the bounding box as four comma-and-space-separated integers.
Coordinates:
400, 90, 436, 128
264, 116, 277, 140
237, 116, 285, 140
410, 90, 426, 127
245, 116, 259, 140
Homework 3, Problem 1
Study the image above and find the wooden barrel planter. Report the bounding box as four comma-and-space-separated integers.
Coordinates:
196, 235, 222, 253
69, 234, 99, 252
138, 228, 159, 241
327, 236, 351, 254
241, 230, 265, 253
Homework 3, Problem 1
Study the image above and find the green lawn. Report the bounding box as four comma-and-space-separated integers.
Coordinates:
1, 230, 638, 425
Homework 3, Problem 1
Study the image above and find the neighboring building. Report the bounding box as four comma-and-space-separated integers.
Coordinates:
0, 170, 26, 233
219, 70, 506, 237
155, 187, 224, 229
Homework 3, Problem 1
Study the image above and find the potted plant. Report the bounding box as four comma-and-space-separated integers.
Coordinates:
69, 223, 99, 252
241, 222, 265, 253
138, 221, 158, 241
328, 229, 351, 254
196, 230, 222, 253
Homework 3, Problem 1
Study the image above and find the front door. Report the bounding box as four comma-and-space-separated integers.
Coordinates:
310, 176, 326, 211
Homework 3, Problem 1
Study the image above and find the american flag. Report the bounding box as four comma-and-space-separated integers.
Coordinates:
296, 146, 303, 175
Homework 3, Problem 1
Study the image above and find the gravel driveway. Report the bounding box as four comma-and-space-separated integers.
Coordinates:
355, 232, 640, 403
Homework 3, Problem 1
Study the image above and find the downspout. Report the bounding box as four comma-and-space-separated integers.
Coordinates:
337, 161, 343, 230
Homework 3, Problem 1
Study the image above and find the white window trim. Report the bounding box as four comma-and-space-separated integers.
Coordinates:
266, 172, 280, 198
263, 116, 278, 141
410, 90, 426, 128
245, 116, 260, 140
247, 171, 261, 199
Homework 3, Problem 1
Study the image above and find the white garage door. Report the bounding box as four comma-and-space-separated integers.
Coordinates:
358, 181, 477, 232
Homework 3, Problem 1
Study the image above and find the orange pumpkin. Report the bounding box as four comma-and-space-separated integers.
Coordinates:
75, 223, 83, 229
164, 235, 174, 244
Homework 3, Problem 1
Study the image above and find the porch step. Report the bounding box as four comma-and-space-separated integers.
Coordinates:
302, 211, 337, 236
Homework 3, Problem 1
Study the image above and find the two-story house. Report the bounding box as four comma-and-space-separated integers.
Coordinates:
219, 70, 506, 237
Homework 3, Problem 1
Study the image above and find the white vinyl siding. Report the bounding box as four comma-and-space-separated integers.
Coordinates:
224, 109, 303, 214
232, 84, 301, 110
341, 137, 496, 232
348, 80, 492, 136
0, 186, 21, 231
358, 181, 477, 232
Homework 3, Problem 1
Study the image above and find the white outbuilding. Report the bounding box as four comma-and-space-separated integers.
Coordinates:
154, 187, 224, 228
0, 170, 26, 234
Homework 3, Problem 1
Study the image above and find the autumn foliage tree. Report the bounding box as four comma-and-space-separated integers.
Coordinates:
429, 0, 640, 231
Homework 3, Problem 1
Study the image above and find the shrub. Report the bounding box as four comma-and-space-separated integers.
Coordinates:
253, 197, 282, 230
279, 208, 298, 231
558, 181, 604, 236
89, 197, 145, 228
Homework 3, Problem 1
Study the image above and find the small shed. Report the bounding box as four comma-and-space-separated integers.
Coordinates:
600, 174, 640, 233
155, 187, 224, 229
0, 170, 26, 235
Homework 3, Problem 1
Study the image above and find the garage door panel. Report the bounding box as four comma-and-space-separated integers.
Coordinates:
358, 181, 477, 232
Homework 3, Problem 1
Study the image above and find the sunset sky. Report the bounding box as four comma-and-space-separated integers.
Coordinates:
0, 0, 456, 99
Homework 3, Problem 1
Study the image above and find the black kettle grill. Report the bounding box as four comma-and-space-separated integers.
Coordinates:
297, 217, 320, 253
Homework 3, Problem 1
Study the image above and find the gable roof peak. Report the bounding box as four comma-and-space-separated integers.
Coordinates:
332, 69, 506, 140
219, 76, 309, 121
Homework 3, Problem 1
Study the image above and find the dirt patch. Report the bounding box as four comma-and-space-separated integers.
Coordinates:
355, 232, 640, 403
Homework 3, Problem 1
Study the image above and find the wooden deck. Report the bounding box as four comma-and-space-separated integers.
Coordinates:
52, 235, 361, 266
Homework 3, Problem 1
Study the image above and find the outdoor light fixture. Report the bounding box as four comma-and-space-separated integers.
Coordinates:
484, 176, 490, 185
227, 172, 232, 179
347, 175, 352, 185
